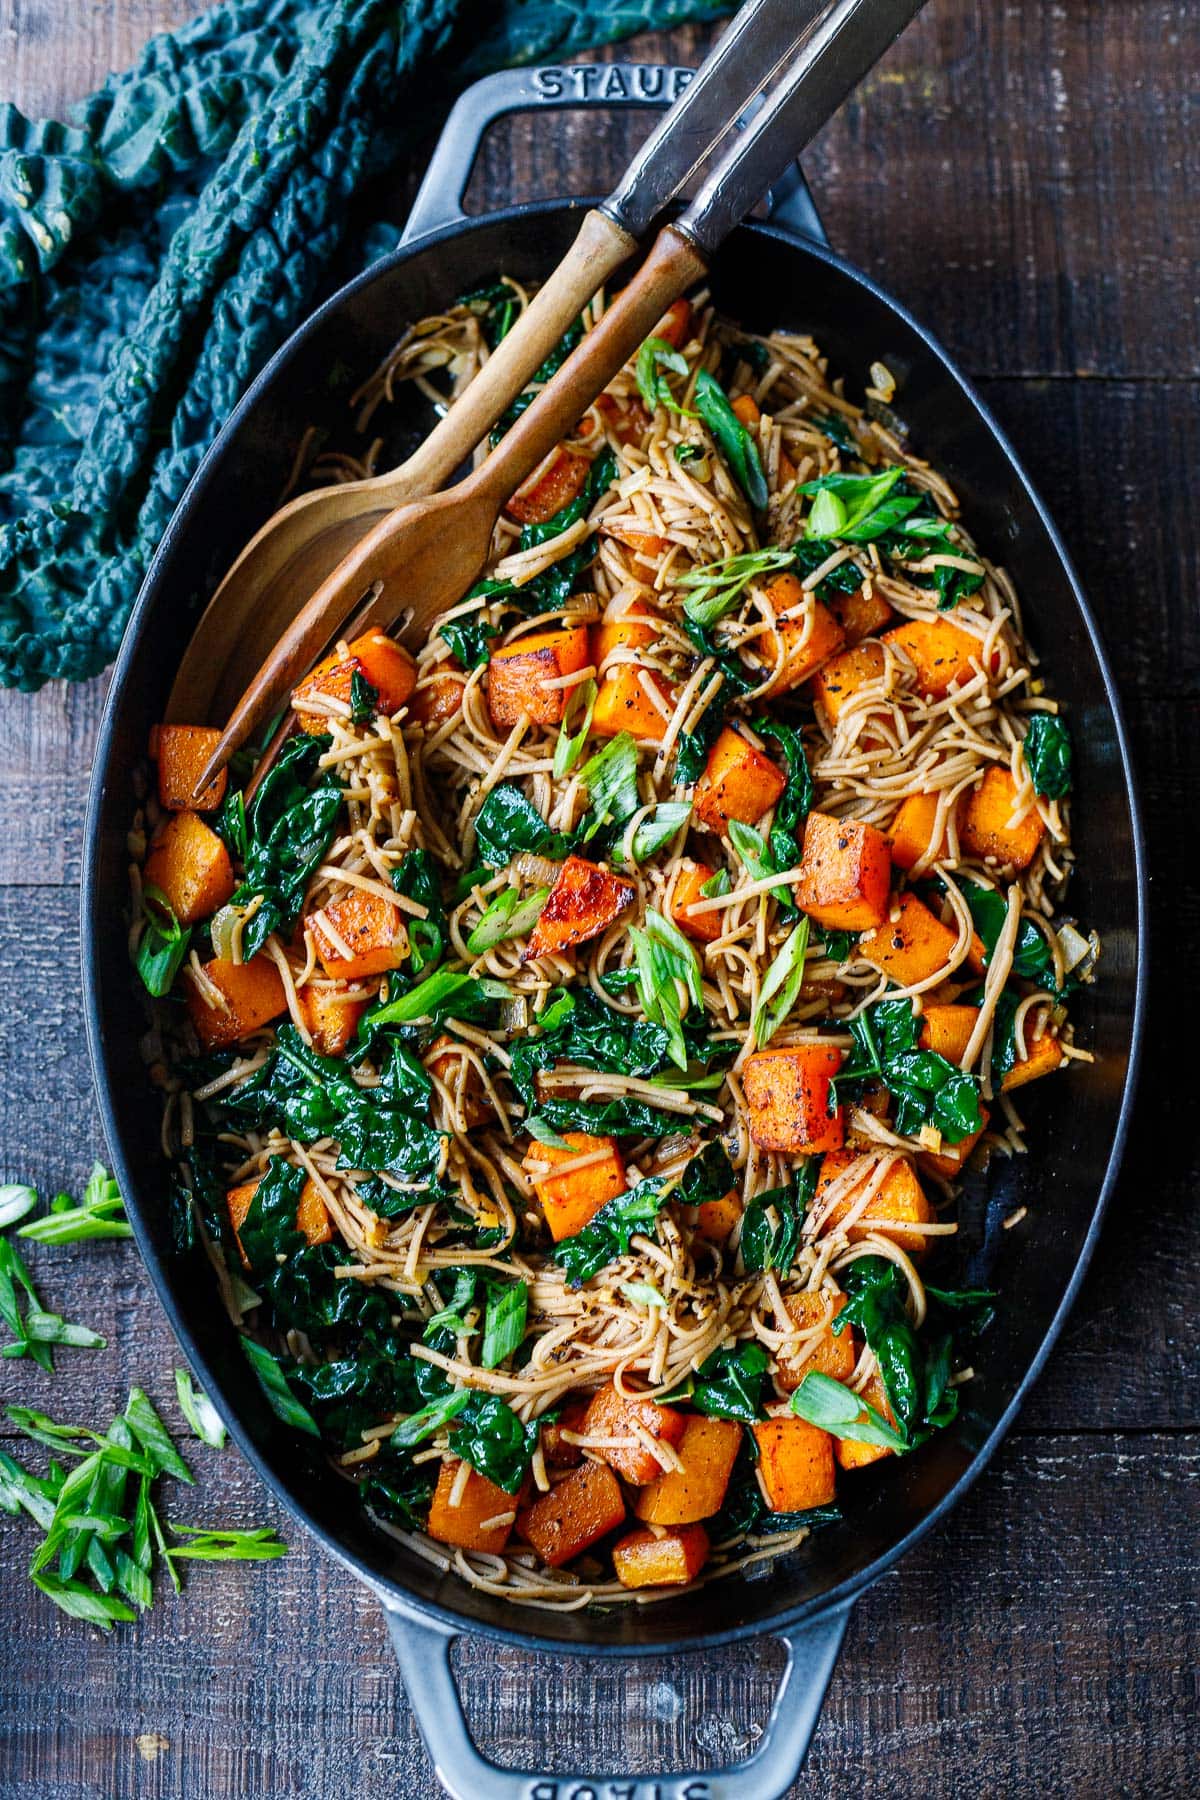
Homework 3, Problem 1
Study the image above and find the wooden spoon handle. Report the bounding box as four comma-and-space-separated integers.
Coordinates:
467, 224, 709, 510
390, 208, 636, 499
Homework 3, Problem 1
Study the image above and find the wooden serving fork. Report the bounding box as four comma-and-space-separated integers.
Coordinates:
193, 0, 928, 800
165, 0, 822, 728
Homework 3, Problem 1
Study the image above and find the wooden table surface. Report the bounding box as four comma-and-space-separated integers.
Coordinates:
1, 3, 1195, 1795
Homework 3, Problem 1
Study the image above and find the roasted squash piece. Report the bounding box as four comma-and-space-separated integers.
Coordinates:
775, 1291, 857, 1390
143, 811, 235, 926
595, 392, 652, 446
741, 1045, 845, 1154
756, 574, 846, 695
308, 888, 408, 981
601, 522, 671, 559
149, 724, 228, 812
653, 298, 692, 349
919, 1108, 989, 1181
730, 392, 761, 427
960, 765, 1045, 870
835, 1372, 897, 1471
296, 981, 368, 1058
592, 610, 659, 666
426, 1032, 493, 1128
427, 1459, 519, 1553
917, 1003, 977, 1065
752, 1417, 837, 1512
410, 659, 466, 728
813, 1149, 934, 1256
693, 725, 786, 835
795, 810, 892, 931
670, 861, 724, 944
186, 953, 287, 1050
810, 641, 887, 735
695, 1190, 743, 1242
886, 792, 946, 871
506, 446, 591, 525
518, 1460, 626, 1567
858, 891, 960, 988
293, 628, 417, 730
1001, 1026, 1064, 1091
582, 1382, 687, 1485
225, 1172, 332, 1269
612, 1523, 710, 1590
486, 625, 591, 731
882, 617, 993, 699
523, 1132, 626, 1242
541, 1396, 590, 1469
591, 662, 677, 741
827, 588, 894, 645
634, 1416, 742, 1526
525, 855, 634, 961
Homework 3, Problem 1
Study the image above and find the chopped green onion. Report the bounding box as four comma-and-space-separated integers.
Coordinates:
525, 1116, 572, 1149
467, 885, 552, 954
134, 884, 192, 999
175, 1370, 227, 1449
678, 547, 795, 627
624, 801, 691, 865
480, 1281, 528, 1369
552, 677, 597, 778
0, 1184, 37, 1230
751, 917, 810, 1048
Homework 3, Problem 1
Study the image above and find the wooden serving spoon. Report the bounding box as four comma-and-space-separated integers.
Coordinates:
193, 0, 928, 799
165, 0, 822, 728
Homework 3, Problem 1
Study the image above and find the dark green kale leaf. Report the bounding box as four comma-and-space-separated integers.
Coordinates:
492, 317, 584, 438
789, 540, 865, 598
232, 734, 342, 960
832, 998, 983, 1144
509, 988, 671, 1104
472, 783, 577, 867
1022, 713, 1072, 800
448, 1394, 539, 1494
739, 1157, 821, 1274
685, 1341, 769, 1423
439, 615, 500, 670
834, 1258, 996, 1439
553, 1140, 734, 1286
391, 848, 446, 979
753, 714, 813, 901
458, 279, 521, 350
958, 879, 1063, 993
349, 667, 379, 723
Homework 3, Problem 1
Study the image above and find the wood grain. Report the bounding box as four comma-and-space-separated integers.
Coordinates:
0, 2, 1195, 1798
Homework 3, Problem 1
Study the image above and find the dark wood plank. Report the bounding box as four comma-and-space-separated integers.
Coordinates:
1, 1434, 1194, 1797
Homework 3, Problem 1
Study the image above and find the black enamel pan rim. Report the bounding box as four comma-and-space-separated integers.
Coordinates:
83, 197, 1148, 1657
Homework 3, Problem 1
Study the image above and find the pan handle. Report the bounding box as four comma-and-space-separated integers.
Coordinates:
382, 1599, 851, 1800
402, 64, 828, 247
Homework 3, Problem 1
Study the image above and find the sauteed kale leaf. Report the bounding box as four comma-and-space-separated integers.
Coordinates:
831, 998, 983, 1145
466, 447, 617, 628
554, 1141, 734, 1286
218, 1026, 447, 1190
228, 734, 343, 961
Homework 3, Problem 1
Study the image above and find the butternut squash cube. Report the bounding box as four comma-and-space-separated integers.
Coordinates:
882, 617, 993, 699
741, 1045, 845, 1154
308, 888, 408, 981
758, 574, 846, 695
591, 662, 677, 742
225, 1172, 332, 1269
426, 1032, 493, 1128
810, 641, 887, 735
427, 1459, 518, 1553
730, 393, 761, 427
143, 811, 235, 926
486, 625, 591, 731
149, 724, 228, 812
506, 446, 591, 525
653, 298, 692, 350
595, 393, 652, 447
827, 588, 893, 645
410, 659, 466, 729
591, 610, 659, 667
541, 1396, 590, 1469
582, 1382, 687, 1485
917, 1003, 977, 1065
835, 1372, 897, 1471
670, 861, 725, 944
775, 1291, 857, 1390
634, 1416, 742, 1526
612, 1523, 710, 1590
795, 810, 892, 931
858, 891, 960, 988
293, 628, 417, 730
518, 1459, 626, 1567
752, 1417, 837, 1512
695, 1191, 743, 1243
600, 523, 671, 559
693, 725, 786, 835
814, 1149, 933, 1256
886, 791, 946, 871
1001, 1027, 1064, 1091
523, 1132, 626, 1242
296, 981, 368, 1058
960, 765, 1045, 870
919, 1108, 989, 1181
524, 855, 634, 962
186, 953, 287, 1050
